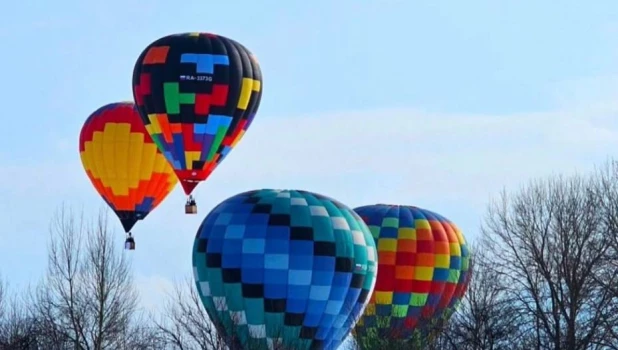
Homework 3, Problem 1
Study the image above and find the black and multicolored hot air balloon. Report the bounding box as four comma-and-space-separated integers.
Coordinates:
78, 102, 178, 250
132, 32, 263, 214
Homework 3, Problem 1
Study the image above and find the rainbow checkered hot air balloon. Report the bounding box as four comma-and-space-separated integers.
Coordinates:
352, 204, 471, 347
78, 102, 178, 249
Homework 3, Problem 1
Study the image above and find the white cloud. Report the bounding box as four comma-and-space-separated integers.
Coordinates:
548, 74, 618, 113
1, 95, 618, 311
6, 104, 617, 207
211, 106, 618, 207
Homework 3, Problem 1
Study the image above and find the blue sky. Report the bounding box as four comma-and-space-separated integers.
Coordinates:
1, 0, 618, 311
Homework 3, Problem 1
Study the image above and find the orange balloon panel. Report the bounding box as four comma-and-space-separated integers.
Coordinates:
78, 102, 178, 232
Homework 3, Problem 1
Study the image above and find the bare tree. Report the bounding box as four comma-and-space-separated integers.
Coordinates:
430, 244, 527, 350
481, 171, 617, 350
592, 160, 618, 349
154, 278, 227, 350
594, 160, 618, 296
0, 277, 42, 350
31, 206, 162, 350
118, 312, 166, 350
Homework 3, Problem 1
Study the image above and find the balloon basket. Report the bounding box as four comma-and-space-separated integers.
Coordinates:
185, 204, 197, 214
124, 236, 135, 250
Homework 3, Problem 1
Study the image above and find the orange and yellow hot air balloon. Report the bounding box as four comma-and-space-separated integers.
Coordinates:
78, 102, 178, 249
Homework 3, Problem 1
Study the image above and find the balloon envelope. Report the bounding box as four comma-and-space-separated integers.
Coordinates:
192, 189, 377, 350
352, 204, 471, 342
78, 102, 178, 232
132, 32, 263, 195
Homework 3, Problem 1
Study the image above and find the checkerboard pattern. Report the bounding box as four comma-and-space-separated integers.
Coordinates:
352, 204, 471, 342
192, 189, 377, 350
132, 33, 262, 195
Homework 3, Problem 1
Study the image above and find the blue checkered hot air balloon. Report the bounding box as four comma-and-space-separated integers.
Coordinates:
192, 189, 378, 349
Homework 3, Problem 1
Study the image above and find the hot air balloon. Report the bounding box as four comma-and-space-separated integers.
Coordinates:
352, 204, 471, 347
192, 189, 377, 350
79, 102, 178, 250
132, 32, 263, 215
